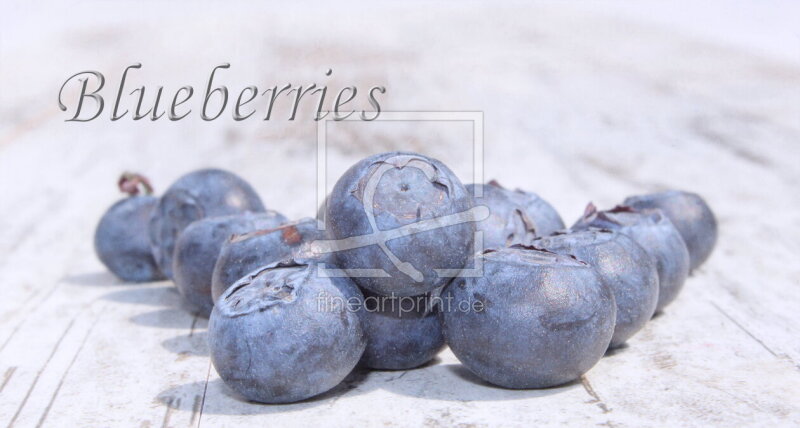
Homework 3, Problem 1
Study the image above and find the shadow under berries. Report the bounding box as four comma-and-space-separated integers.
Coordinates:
61, 271, 121, 287
161, 330, 210, 358
157, 367, 378, 415
379, 363, 580, 401
101, 284, 179, 307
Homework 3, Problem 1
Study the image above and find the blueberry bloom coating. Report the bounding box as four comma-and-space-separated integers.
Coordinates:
149, 169, 266, 279
95, 196, 165, 282
208, 260, 365, 404
358, 289, 445, 370
572, 205, 690, 311
533, 229, 658, 348
466, 181, 564, 248
210, 218, 326, 303
172, 211, 287, 317
326, 152, 475, 297
441, 247, 616, 389
623, 190, 717, 271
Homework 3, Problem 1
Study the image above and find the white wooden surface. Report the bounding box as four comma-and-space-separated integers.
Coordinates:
1, 2, 799, 427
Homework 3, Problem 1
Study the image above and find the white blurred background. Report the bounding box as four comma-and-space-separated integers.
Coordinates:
1, 2, 799, 426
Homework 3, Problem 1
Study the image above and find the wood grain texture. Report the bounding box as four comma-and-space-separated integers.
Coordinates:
1, 2, 799, 427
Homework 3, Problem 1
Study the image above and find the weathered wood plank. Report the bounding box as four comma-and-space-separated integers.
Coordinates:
1, 2, 799, 427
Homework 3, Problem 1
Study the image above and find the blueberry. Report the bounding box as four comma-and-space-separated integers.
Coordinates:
210, 218, 326, 303
208, 260, 365, 404
326, 152, 475, 297
466, 180, 564, 248
441, 246, 615, 389
94, 173, 165, 282
149, 168, 266, 279
172, 211, 287, 317
358, 289, 445, 370
532, 229, 658, 348
623, 190, 717, 271
572, 204, 690, 311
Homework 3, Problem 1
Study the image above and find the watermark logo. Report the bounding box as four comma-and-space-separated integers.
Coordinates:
316, 291, 485, 315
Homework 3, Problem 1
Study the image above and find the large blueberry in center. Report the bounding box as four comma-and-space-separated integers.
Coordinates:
326, 152, 475, 297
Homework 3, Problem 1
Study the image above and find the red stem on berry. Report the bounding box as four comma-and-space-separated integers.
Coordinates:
487, 179, 504, 189
608, 204, 637, 214
118, 172, 154, 196
583, 202, 598, 218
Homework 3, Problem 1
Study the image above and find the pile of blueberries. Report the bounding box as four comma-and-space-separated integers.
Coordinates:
95, 151, 717, 404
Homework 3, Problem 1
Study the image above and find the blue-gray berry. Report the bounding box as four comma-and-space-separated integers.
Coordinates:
95, 173, 164, 282
208, 260, 365, 404
326, 152, 475, 297
467, 180, 564, 248
95, 195, 164, 282
172, 211, 287, 317
572, 204, 690, 311
441, 246, 616, 389
623, 190, 717, 271
149, 168, 266, 279
210, 218, 325, 303
358, 289, 445, 370
533, 229, 658, 348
